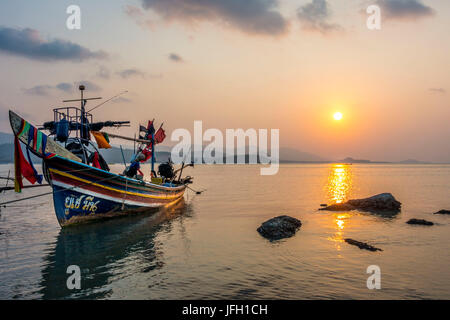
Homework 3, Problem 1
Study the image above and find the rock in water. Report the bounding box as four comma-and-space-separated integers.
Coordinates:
257, 215, 302, 240
434, 209, 450, 215
319, 203, 355, 211
344, 239, 382, 252
319, 193, 401, 213
406, 219, 434, 226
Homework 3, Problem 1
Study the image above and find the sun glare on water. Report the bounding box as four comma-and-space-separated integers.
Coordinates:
333, 112, 343, 121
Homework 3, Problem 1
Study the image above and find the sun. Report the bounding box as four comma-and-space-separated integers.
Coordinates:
333, 112, 343, 121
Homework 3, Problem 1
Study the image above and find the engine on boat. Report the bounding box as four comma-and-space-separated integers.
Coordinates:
158, 162, 175, 180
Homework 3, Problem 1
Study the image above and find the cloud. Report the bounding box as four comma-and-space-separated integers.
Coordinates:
96, 66, 111, 79
169, 53, 183, 63
23, 85, 53, 96
117, 68, 146, 79
375, 0, 435, 20
139, 0, 288, 36
0, 26, 108, 62
297, 0, 342, 34
112, 97, 132, 104
124, 5, 156, 30
429, 88, 446, 94
24, 81, 101, 96
56, 82, 73, 93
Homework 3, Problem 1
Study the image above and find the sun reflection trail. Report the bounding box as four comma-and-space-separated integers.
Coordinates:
324, 164, 354, 252
327, 164, 353, 204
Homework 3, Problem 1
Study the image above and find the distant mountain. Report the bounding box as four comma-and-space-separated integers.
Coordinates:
0, 143, 41, 164
0, 132, 13, 145
173, 145, 328, 163
279, 147, 327, 162
338, 157, 372, 164
397, 159, 431, 164
0, 143, 14, 163
1, 131, 437, 165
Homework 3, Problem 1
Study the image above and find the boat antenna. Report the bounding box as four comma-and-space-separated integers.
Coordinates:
87, 90, 129, 113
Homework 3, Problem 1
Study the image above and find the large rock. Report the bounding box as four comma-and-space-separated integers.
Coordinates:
434, 209, 450, 215
319, 193, 401, 213
257, 215, 302, 240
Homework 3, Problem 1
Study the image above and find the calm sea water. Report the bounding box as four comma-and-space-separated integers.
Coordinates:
0, 163, 449, 299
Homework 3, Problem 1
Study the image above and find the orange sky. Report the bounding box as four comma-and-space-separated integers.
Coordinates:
0, 0, 449, 162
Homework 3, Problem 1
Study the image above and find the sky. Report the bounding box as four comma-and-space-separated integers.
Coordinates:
0, 0, 449, 162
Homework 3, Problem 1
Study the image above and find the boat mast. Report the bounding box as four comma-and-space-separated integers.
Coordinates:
62, 85, 101, 145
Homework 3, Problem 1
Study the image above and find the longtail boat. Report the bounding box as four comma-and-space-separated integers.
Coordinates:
7, 85, 193, 227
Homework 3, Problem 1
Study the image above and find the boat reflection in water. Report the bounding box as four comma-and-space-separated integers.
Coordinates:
39, 198, 192, 299
325, 164, 354, 251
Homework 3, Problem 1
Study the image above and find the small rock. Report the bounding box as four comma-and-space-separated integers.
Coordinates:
344, 238, 382, 252
319, 193, 401, 213
406, 218, 434, 226
434, 209, 450, 215
257, 215, 302, 240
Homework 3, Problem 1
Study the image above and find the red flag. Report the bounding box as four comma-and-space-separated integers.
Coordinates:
154, 127, 166, 144
14, 136, 37, 192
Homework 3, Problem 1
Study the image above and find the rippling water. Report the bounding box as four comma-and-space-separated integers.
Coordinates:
0, 163, 449, 299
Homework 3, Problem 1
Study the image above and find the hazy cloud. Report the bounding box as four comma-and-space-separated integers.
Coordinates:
56, 82, 73, 93
429, 88, 446, 94
375, 0, 435, 20
117, 68, 146, 79
23, 85, 53, 96
169, 53, 184, 63
24, 81, 101, 96
96, 66, 111, 79
297, 0, 342, 34
124, 5, 156, 30
139, 0, 288, 36
0, 26, 108, 62
112, 97, 133, 104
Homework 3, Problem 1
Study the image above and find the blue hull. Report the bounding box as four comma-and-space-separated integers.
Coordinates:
46, 156, 186, 227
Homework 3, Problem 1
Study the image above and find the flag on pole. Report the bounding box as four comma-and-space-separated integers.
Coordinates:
14, 136, 38, 192
91, 131, 111, 149
147, 120, 155, 136
154, 127, 166, 144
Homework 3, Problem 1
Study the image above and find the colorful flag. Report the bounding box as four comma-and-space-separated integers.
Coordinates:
91, 131, 111, 149
14, 136, 38, 192
154, 127, 166, 144
147, 120, 155, 136
139, 125, 147, 133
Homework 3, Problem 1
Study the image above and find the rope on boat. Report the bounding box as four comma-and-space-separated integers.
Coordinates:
186, 185, 206, 195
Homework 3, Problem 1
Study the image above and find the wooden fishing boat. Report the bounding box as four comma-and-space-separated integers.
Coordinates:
7, 85, 193, 227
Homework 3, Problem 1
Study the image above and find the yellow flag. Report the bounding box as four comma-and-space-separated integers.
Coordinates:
91, 131, 111, 149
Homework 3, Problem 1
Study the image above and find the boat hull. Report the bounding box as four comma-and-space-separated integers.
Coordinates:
45, 156, 186, 227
